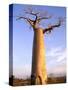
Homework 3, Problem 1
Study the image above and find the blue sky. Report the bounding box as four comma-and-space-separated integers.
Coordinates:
10, 4, 66, 79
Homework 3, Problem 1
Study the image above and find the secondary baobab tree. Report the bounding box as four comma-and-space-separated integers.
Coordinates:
17, 7, 64, 85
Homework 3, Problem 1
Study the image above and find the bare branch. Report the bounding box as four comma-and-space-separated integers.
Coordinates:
16, 16, 34, 27
43, 18, 64, 34
25, 11, 39, 16
37, 15, 52, 21
16, 7, 65, 31
17, 7, 53, 29
24, 10, 52, 27
24, 11, 39, 23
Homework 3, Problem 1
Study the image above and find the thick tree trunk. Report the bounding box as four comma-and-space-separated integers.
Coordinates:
31, 28, 47, 85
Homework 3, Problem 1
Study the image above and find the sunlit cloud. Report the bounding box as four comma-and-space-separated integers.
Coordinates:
46, 46, 66, 75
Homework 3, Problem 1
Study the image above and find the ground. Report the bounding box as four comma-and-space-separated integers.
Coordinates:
9, 75, 66, 86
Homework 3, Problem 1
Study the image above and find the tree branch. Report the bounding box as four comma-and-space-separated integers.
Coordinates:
25, 12, 39, 24
24, 10, 52, 26
25, 11, 39, 16
16, 16, 34, 27
37, 15, 52, 22
18, 8, 52, 28
43, 18, 63, 34
24, 7, 39, 16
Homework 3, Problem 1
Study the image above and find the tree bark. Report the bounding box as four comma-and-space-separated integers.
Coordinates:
31, 28, 47, 85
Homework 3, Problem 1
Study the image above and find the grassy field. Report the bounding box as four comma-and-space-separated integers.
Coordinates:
9, 75, 66, 86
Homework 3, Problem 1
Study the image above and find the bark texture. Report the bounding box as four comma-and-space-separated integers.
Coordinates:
31, 28, 47, 85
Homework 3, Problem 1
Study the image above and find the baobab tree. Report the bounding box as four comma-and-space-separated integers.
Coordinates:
17, 7, 64, 85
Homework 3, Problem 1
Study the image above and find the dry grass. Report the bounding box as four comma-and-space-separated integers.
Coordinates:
9, 75, 66, 86
47, 76, 66, 84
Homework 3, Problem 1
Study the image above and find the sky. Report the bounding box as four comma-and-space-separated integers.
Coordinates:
9, 4, 66, 79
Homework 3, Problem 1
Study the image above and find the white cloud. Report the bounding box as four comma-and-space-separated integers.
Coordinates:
46, 47, 65, 57
56, 52, 66, 63
46, 47, 66, 63
46, 46, 66, 75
